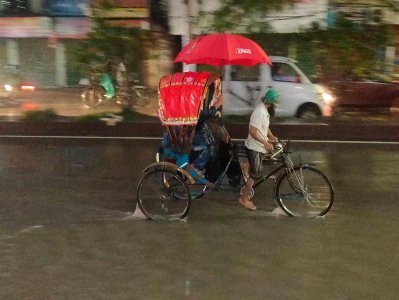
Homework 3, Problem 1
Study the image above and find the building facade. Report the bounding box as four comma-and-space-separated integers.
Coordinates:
0, 0, 92, 87
332, 0, 399, 75
1, 0, 397, 87
167, 0, 330, 45
167, 0, 398, 77
0, 0, 154, 87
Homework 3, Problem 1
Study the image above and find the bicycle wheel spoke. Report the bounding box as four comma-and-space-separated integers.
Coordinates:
137, 170, 191, 220
276, 166, 334, 217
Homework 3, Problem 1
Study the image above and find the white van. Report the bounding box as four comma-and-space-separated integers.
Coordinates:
221, 56, 334, 119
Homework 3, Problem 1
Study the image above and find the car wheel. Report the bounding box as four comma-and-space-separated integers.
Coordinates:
297, 104, 321, 119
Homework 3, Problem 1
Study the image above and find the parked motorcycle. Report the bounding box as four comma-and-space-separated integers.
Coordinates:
80, 73, 151, 109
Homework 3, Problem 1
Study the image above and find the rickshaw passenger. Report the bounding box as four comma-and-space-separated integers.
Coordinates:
158, 74, 226, 189
161, 132, 215, 188
191, 79, 225, 172
161, 133, 189, 168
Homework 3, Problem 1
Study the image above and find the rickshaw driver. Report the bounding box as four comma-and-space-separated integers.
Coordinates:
239, 88, 280, 210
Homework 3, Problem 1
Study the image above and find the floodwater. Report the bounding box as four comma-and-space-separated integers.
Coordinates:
0, 137, 398, 299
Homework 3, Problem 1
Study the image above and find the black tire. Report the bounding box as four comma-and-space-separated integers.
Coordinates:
137, 169, 191, 220
81, 86, 103, 108
297, 104, 321, 119
275, 165, 334, 217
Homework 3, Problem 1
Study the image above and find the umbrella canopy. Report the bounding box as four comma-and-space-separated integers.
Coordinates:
174, 33, 272, 67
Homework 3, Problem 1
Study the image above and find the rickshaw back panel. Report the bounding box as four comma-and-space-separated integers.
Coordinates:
158, 72, 222, 154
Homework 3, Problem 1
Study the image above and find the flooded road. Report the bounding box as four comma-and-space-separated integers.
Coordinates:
0, 137, 398, 299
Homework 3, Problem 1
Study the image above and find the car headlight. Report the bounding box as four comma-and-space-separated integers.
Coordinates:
322, 92, 334, 104
4, 84, 12, 92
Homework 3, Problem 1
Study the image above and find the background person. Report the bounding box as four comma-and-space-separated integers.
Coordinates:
115, 59, 129, 105
239, 88, 280, 210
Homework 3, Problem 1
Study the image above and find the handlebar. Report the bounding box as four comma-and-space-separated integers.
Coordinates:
269, 140, 289, 159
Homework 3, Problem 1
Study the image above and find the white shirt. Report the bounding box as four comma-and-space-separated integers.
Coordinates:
116, 62, 127, 85
245, 103, 270, 153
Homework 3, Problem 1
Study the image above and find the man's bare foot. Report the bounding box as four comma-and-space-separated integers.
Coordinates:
206, 181, 215, 188
239, 196, 257, 210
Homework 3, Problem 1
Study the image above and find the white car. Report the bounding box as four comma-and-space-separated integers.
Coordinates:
221, 56, 334, 119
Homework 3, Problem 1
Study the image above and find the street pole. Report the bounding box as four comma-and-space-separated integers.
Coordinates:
183, 0, 196, 72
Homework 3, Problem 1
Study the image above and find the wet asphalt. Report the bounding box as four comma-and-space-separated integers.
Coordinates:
0, 137, 399, 299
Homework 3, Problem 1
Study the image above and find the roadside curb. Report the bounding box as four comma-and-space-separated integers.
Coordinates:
0, 121, 398, 142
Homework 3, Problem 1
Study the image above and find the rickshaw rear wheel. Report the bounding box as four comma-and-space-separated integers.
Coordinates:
137, 169, 191, 220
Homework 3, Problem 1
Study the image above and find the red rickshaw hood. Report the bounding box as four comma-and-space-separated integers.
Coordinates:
158, 72, 221, 126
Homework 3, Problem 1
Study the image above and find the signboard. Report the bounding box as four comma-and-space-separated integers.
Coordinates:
106, 19, 150, 29
54, 18, 93, 38
0, 17, 93, 38
93, 7, 148, 18
91, 0, 148, 7
92, 0, 149, 18
0, 17, 51, 37
44, 0, 91, 17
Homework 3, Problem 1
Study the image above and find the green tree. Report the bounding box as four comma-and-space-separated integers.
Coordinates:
302, 17, 394, 82
200, 0, 395, 82
74, 18, 148, 82
196, 0, 296, 33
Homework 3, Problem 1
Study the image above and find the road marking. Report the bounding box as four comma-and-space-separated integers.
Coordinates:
275, 139, 399, 145
0, 135, 161, 140
0, 135, 399, 145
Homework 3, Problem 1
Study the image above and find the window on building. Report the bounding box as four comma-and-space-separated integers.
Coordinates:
0, 0, 31, 16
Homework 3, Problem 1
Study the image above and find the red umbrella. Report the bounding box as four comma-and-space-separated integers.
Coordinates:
174, 33, 272, 67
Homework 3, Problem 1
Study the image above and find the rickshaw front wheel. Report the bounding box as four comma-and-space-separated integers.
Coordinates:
137, 169, 191, 220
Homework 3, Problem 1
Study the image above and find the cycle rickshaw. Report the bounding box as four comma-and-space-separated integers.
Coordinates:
136, 72, 334, 220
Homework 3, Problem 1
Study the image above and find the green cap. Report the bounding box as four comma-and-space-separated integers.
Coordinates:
261, 88, 280, 104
